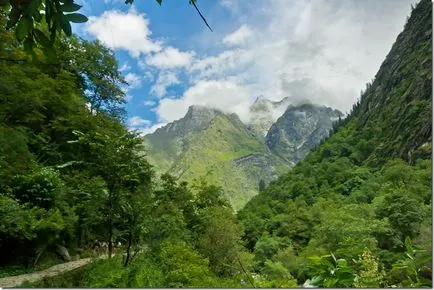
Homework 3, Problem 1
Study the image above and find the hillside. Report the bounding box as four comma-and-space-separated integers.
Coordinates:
2, 0, 431, 288
238, 0, 432, 287
144, 105, 290, 210
143, 103, 341, 210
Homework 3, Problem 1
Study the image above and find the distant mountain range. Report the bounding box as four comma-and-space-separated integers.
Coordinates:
142, 98, 342, 210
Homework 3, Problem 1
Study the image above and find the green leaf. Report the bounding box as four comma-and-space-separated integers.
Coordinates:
6, 7, 21, 29
34, 29, 51, 48
16, 17, 32, 41
60, 3, 82, 12
24, 0, 41, 16
34, 10, 42, 22
64, 13, 88, 23
57, 14, 72, 36
23, 35, 33, 52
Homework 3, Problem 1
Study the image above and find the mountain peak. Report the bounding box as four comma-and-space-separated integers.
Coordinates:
266, 103, 343, 163
248, 96, 292, 136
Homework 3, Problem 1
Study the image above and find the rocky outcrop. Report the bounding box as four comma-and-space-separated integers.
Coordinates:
266, 104, 343, 163
248, 96, 291, 137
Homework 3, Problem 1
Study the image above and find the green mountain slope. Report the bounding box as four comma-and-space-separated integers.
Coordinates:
143, 106, 290, 210
143, 102, 342, 210
238, 0, 432, 286
143, 106, 220, 173
169, 113, 289, 210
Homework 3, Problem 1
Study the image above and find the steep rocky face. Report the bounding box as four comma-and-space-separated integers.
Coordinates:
350, 0, 432, 164
266, 104, 343, 164
248, 96, 292, 137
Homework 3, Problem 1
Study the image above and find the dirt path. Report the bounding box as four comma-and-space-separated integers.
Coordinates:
0, 258, 94, 288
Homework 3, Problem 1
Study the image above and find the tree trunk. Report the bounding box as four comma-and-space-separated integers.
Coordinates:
124, 229, 133, 267
108, 189, 114, 258
77, 213, 83, 249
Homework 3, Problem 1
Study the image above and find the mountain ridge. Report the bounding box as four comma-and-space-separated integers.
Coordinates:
143, 100, 341, 209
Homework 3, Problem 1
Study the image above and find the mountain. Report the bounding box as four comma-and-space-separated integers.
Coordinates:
143, 101, 342, 210
248, 96, 292, 137
266, 104, 343, 164
238, 0, 432, 286
143, 105, 220, 173
143, 105, 290, 210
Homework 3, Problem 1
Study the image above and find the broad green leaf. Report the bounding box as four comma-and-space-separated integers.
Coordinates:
16, 17, 32, 41
330, 252, 337, 263
65, 13, 88, 23
405, 252, 414, 260
34, 10, 42, 22
34, 29, 51, 48
60, 3, 82, 12
23, 35, 33, 52
404, 236, 413, 254
25, 0, 41, 15
6, 7, 21, 29
57, 14, 72, 36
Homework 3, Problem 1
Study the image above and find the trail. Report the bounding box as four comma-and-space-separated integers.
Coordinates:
0, 257, 94, 288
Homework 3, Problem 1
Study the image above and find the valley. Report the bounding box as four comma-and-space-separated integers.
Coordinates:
0, 0, 431, 288
143, 102, 342, 210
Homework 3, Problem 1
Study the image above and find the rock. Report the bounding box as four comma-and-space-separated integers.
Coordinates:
55, 244, 71, 261
266, 103, 343, 164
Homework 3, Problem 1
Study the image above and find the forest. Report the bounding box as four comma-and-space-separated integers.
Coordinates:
0, 0, 432, 288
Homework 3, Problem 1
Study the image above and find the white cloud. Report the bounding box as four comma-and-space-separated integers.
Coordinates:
116, 0, 414, 130
128, 116, 151, 128
142, 71, 155, 83
127, 116, 165, 135
156, 80, 252, 123
188, 48, 255, 82
143, 100, 157, 107
146, 47, 195, 69
119, 62, 131, 72
185, 0, 414, 116
150, 71, 181, 98
86, 9, 161, 57
137, 122, 167, 135
125, 72, 142, 89
223, 24, 253, 46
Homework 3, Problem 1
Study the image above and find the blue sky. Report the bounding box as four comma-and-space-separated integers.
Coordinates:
73, 0, 415, 134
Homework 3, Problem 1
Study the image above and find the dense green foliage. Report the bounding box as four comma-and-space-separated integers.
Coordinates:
0, 0, 432, 288
238, 0, 432, 287
0, 7, 250, 287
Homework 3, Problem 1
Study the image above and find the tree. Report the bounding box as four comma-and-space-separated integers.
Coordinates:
70, 129, 152, 258
57, 36, 127, 118
197, 206, 249, 277
159, 240, 216, 287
